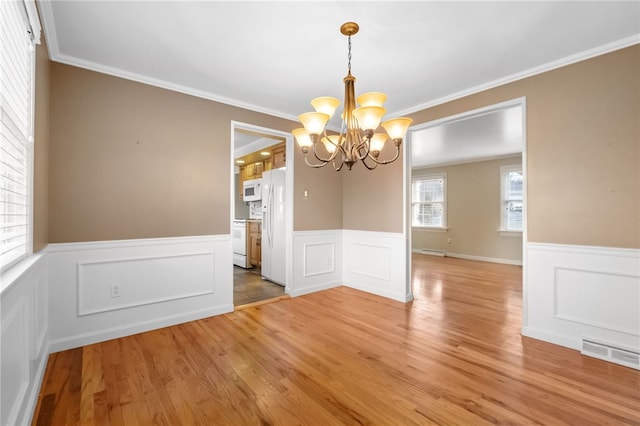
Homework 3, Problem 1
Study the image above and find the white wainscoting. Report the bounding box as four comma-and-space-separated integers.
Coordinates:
290, 230, 343, 297
524, 242, 640, 353
47, 235, 233, 352
1, 254, 48, 426
343, 230, 411, 302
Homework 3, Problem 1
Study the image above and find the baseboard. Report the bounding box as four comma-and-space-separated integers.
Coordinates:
23, 342, 50, 426
445, 252, 523, 266
287, 281, 342, 298
48, 304, 233, 353
412, 248, 445, 257
521, 326, 580, 351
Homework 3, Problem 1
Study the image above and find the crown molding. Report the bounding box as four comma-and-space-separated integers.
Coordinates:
393, 35, 640, 118
38, 0, 639, 124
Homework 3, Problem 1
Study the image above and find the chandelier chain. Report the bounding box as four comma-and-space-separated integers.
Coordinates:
347, 35, 352, 74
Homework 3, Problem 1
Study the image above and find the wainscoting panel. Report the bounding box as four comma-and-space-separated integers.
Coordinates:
47, 236, 233, 352
0, 254, 48, 426
291, 230, 342, 297
524, 242, 640, 354
77, 252, 216, 316
343, 230, 410, 302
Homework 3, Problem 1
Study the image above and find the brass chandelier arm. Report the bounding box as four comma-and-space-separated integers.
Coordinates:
303, 155, 328, 168
367, 146, 401, 165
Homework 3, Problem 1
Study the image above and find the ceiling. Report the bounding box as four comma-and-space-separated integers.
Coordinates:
38, 1, 639, 165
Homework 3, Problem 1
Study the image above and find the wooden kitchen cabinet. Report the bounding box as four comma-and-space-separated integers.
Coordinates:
248, 221, 261, 266
244, 162, 263, 180
272, 146, 286, 169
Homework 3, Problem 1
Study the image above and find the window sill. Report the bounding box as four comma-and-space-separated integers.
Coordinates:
413, 227, 448, 233
498, 230, 522, 237
1, 252, 44, 295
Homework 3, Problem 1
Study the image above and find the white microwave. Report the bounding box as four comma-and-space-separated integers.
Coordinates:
243, 178, 262, 201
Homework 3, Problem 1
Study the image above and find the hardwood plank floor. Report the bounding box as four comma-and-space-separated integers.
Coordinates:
33, 255, 640, 425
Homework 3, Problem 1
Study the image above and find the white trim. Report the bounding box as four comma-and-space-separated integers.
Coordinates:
48, 305, 232, 353
49, 51, 299, 123
411, 172, 447, 229
500, 163, 523, 232
230, 121, 294, 297
46, 234, 227, 253
526, 242, 640, 355
0, 252, 45, 294
37, 0, 639, 129
393, 36, 640, 118
444, 252, 523, 266
413, 153, 522, 170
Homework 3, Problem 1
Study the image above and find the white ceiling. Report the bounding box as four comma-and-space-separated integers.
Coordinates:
38, 1, 639, 165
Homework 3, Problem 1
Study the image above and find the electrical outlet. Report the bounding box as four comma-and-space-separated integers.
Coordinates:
447, 238, 452, 244
111, 284, 121, 298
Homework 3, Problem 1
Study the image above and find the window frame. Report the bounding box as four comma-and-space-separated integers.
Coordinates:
1, 0, 40, 272
499, 164, 523, 233
411, 172, 447, 230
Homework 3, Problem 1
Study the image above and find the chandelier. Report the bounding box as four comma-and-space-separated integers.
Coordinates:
292, 22, 412, 171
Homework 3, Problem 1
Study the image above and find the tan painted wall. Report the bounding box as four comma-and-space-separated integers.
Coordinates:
342, 143, 404, 233
46, 45, 639, 247
293, 146, 343, 231
33, 41, 50, 252
48, 63, 341, 242
412, 156, 523, 261
408, 45, 640, 249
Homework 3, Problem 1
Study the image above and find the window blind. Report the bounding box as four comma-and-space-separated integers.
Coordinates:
0, 0, 35, 269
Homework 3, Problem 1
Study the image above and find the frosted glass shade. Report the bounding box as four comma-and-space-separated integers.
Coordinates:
381, 117, 413, 140
298, 112, 330, 135
369, 133, 388, 152
292, 128, 312, 148
321, 135, 341, 153
311, 97, 340, 118
352, 106, 386, 131
357, 92, 387, 107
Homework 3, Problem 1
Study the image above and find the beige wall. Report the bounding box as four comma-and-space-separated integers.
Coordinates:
48, 63, 343, 243
412, 156, 523, 261
33, 41, 50, 252
408, 45, 640, 249
293, 146, 343, 230
44, 45, 640, 247
342, 143, 404, 233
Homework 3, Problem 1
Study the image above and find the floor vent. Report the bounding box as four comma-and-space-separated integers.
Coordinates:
418, 249, 445, 257
581, 338, 640, 370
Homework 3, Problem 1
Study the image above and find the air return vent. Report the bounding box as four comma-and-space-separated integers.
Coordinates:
581, 338, 639, 370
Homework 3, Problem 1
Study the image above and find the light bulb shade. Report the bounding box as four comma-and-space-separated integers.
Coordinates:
369, 133, 388, 153
357, 92, 387, 107
352, 106, 386, 131
311, 97, 340, 118
292, 128, 312, 148
298, 112, 330, 135
382, 117, 413, 140
321, 135, 341, 153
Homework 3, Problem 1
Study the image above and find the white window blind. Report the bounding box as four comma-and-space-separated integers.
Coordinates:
1, 0, 36, 269
500, 165, 523, 232
412, 174, 446, 228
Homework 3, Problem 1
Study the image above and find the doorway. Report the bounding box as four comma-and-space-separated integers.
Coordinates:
230, 122, 293, 307
406, 98, 527, 309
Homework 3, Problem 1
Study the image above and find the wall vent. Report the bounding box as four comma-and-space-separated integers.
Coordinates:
581, 338, 640, 370
419, 249, 445, 257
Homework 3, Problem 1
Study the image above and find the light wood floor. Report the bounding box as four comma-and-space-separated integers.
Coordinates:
33, 255, 640, 425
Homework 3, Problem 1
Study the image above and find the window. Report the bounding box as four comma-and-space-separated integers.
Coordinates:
412, 174, 446, 228
500, 165, 523, 232
1, 0, 40, 269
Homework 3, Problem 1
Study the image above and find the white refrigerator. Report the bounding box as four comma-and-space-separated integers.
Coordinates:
261, 169, 286, 286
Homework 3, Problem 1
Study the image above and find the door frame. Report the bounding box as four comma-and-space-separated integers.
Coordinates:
404, 97, 528, 326
230, 121, 294, 297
